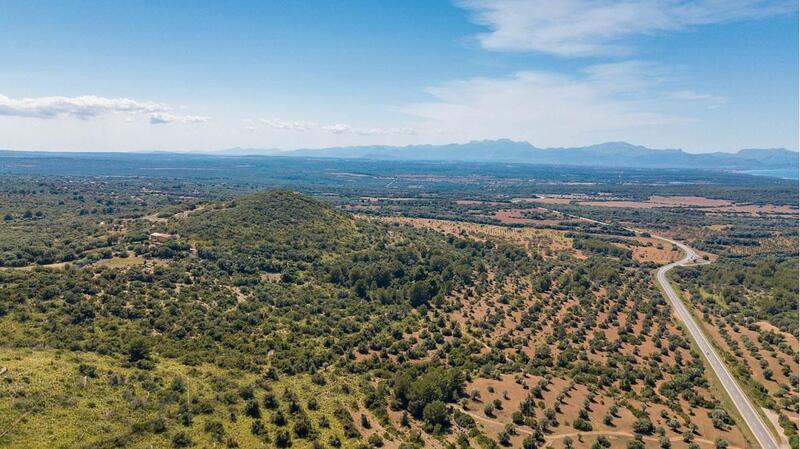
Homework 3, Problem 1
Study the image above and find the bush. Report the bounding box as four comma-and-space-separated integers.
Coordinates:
171, 431, 192, 448
244, 399, 261, 418
204, 420, 225, 442
633, 418, 654, 435
423, 400, 449, 430
522, 436, 538, 449
295, 413, 313, 438
78, 363, 97, 378
275, 429, 292, 448
251, 420, 266, 435
368, 433, 384, 447
573, 418, 592, 431
498, 430, 511, 446
128, 337, 151, 362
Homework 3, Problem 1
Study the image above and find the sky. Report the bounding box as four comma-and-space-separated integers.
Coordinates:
0, 0, 797, 153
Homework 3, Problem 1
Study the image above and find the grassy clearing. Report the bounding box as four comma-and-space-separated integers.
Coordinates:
92, 255, 146, 268
0, 348, 369, 449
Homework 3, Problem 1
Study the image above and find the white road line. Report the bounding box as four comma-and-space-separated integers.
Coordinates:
512, 206, 778, 449
654, 236, 779, 449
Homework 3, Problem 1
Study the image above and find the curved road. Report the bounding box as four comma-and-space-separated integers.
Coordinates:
654, 236, 779, 449
495, 206, 777, 449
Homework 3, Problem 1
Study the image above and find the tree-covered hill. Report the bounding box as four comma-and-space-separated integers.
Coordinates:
1, 189, 488, 448
175, 189, 356, 251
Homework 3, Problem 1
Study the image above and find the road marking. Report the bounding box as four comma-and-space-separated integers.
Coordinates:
654, 236, 779, 449
540, 205, 779, 449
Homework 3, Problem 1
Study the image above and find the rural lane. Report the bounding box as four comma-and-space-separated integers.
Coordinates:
654, 236, 780, 449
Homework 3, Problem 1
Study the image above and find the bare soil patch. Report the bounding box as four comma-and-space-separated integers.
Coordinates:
493, 208, 558, 225
649, 196, 733, 207
575, 195, 797, 216
366, 216, 575, 258
628, 236, 681, 264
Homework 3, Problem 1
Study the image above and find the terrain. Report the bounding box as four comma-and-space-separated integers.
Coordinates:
0, 157, 796, 449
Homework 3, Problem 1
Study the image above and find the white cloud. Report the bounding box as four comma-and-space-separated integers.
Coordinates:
322, 123, 416, 136
400, 61, 693, 145
321, 123, 353, 134
0, 94, 208, 125
261, 118, 316, 131
356, 127, 416, 136
669, 90, 727, 108
0, 94, 167, 119
251, 118, 416, 136
456, 0, 794, 56
149, 112, 209, 125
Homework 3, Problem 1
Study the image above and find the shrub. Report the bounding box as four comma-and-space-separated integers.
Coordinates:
368, 433, 384, 447
573, 418, 592, 432
423, 400, 449, 431
295, 412, 313, 438
244, 399, 261, 418
275, 429, 292, 448
128, 337, 151, 362
171, 431, 192, 448
633, 418, 654, 435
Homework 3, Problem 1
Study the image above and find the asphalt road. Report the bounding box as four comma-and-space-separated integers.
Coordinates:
655, 236, 780, 449
536, 206, 781, 449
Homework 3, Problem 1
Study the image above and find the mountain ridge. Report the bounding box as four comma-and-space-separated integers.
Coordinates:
239, 140, 798, 170
1, 140, 797, 171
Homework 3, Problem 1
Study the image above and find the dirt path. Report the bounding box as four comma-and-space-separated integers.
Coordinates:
762, 408, 792, 449
0, 261, 70, 271
142, 203, 205, 223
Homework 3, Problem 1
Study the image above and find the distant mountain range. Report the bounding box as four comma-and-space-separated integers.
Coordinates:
223, 140, 798, 171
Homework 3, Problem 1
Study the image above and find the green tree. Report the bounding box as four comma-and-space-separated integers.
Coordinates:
423, 401, 449, 431
127, 337, 151, 362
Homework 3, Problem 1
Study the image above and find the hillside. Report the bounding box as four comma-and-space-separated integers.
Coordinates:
175, 189, 357, 252
0, 189, 483, 448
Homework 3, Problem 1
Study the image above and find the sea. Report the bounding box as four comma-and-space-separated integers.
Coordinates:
738, 168, 799, 180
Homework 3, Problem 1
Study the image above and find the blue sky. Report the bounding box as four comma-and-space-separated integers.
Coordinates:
0, 0, 796, 152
